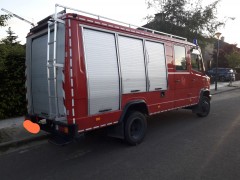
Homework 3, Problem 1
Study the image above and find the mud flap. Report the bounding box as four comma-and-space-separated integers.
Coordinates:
107, 122, 124, 139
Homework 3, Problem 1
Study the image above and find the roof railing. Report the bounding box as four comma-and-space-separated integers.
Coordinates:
55, 4, 187, 41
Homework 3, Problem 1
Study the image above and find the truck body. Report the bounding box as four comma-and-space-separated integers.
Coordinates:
25, 4, 211, 145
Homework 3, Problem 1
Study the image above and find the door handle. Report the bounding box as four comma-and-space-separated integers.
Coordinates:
131, 90, 140, 93
192, 79, 196, 82
99, 108, 112, 113
175, 80, 181, 83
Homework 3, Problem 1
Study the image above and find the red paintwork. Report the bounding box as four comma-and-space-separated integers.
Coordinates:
59, 13, 209, 132
64, 19, 88, 125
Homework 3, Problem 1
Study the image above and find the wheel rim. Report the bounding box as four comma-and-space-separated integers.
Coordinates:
130, 118, 143, 139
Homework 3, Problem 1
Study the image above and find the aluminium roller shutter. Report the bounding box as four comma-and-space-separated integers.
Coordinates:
118, 36, 146, 94
145, 41, 167, 91
83, 28, 120, 115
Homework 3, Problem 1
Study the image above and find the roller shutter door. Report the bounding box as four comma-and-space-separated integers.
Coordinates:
118, 36, 146, 94
83, 28, 120, 115
145, 41, 167, 91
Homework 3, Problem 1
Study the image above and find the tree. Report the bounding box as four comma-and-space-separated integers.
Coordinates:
1, 27, 20, 45
211, 41, 240, 68
144, 0, 232, 47
0, 14, 11, 27
225, 51, 240, 68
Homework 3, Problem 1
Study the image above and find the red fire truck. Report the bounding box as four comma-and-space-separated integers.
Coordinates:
25, 4, 211, 145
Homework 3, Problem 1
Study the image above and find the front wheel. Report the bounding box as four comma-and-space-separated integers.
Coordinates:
124, 111, 147, 145
196, 96, 210, 117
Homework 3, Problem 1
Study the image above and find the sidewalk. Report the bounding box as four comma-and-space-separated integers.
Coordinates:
0, 117, 48, 149
210, 80, 240, 95
0, 81, 240, 149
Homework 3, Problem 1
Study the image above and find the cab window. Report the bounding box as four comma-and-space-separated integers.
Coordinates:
191, 49, 203, 72
174, 45, 187, 71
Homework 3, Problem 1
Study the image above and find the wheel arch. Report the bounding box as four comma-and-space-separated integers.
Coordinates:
192, 89, 211, 117
107, 100, 149, 140
119, 100, 149, 123
200, 89, 211, 101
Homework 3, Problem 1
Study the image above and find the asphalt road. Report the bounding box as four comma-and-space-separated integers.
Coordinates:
1, 89, 240, 180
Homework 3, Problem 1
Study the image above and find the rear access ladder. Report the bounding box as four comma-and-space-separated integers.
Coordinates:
46, 8, 65, 119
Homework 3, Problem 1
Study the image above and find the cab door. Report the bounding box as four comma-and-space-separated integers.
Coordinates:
190, 48, 205, 102
173, 45, 191, 108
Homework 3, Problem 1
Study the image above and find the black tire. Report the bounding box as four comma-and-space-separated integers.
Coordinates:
196, 96, 210, 117
124, 111, 147, 145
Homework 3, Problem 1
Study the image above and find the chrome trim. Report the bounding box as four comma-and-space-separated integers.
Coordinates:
78, 121, 119, 133
81, 26, 90, 115
115, 33, 122, 110
143, 39, 150, 91
149, 103, 198, 116
163, 43, 169, 90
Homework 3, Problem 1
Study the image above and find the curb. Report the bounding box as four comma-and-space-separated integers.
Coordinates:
0, 134, 49, 149
211, 87, 240, 95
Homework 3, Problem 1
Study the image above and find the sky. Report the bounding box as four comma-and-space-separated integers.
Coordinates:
0, 0, 240, 47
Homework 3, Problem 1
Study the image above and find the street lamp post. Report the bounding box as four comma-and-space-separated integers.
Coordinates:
215, 32, 221, 91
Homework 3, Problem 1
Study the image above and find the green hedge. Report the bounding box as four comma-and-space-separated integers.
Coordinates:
0, 43, 27, 119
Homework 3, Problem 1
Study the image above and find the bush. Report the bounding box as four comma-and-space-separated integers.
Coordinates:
0, 43, 27, 119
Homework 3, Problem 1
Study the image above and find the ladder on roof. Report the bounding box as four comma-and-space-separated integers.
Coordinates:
47, 8, 65, 118
54, 4, 187, 41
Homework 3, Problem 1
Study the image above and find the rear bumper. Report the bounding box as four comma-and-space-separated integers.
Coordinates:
25, 115, 78, 138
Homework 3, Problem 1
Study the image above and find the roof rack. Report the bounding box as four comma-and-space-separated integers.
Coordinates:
55, 4, 187, 41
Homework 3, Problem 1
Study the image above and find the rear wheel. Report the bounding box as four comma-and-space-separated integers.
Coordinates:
124, 111, 147, 145
196, 96, 210, 117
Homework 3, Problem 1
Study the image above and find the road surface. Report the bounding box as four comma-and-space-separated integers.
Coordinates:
0, 89, 240, 180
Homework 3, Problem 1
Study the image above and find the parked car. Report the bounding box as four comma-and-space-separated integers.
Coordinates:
207, 68, 236, 82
